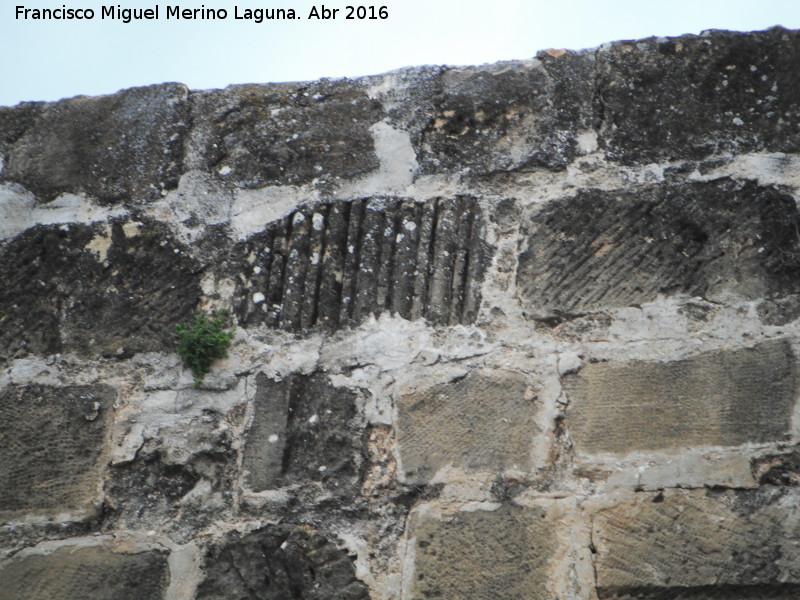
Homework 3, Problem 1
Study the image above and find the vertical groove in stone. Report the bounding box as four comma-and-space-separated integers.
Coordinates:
265, 220, 290, 328
390, 201, 421, 320
462, 205, 485, 325
375, 199, 399, 314
428, 198, 459, 324
449, 197, 472, 325
281, 209, 311, 330
411, 200, 438, 321
244, 196, 486, 331
340, 199, 366, 325
353, 199, 384, 321
317, 203, 348, 329
300, 206, 328, 331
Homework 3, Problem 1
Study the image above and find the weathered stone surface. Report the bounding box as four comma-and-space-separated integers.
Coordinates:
0, 384, 115, 520
0, 545, 169, 600
597, 27, 800, 164
386, 54, 595, 176
242, 373, 363, 495
233, 196, 488, 331
753, 448, 800, 487
518, 180, 800, 320
564, 340, 796, 454
410, 505, 556, 600
593, 489, 800, 598
397, 370, 538, 482
106, 452, 200, 526
0, 83, 188, 203
0, 219, 202, 358
197, 525, 369, 600
188, 80, 382, 188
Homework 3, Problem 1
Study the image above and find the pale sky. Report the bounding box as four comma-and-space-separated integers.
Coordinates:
2, 0, 799, 106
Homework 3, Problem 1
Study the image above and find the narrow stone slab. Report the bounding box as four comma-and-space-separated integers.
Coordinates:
0, 384, 115, 520
397, 370, 538, 482
0, 545, 169, 600
564, 340, 796, 454
593, 488, 800, 599
410, 505, 556, 600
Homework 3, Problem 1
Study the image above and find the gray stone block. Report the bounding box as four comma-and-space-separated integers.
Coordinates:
0, 83, 188, 203
564, 340, 796, 454
0, 220, 202, 358
397, 370, 539, 482
0, 384, 115, 520
0, 545, 169, 600
596, 28, 800, 164
593, 488, 800, 598
410, 505, 556, 600
188, 80, 383, 188
517, 180, 800, 320
197, 525, 369, 600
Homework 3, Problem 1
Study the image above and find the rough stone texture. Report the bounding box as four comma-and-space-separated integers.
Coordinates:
0, 545, 169, 600
188, 80, 383, 188
0, 384, 115, 520
564, 340, 796, 454
410, 505, 556, 600
242, 373, 364, 495
2, 27, 800, 600
390, 55, 595, 175
0, 219, 202, 359
233, 196, 488, 331
397, 370, 539, 482
596, 28, 800, 164
196, 525, 369, 600
0, 83, 188, 203
593, 489, 800, 598
518, 179, 800, 320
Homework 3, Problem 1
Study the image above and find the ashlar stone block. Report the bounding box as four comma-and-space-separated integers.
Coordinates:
0, 545, 169, 600
564, 340, 796, 454
410, 505, 556, 600
0, 384, 115, 520
397, 370, 539, 483
242, 373, 363, 495
593, 488, 800, 599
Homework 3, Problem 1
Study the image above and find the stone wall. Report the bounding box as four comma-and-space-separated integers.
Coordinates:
2, 26, 800, 600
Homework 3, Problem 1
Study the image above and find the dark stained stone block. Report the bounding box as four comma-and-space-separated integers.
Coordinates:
0, 545, 169, 600
0, 219, 202, 358
197, 525, 369, 600
0, 83, 188, 204
386, 54, 595, 176
564, 340, 796, 454
0, 384, 115, 519
242, 373, 363, 495
232, 196, 488, 332
188, 80, 383, 188
596, 27, 800, 164
517, 180, 800, 320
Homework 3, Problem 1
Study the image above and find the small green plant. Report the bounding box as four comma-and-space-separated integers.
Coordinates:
175, 308, 235, 387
